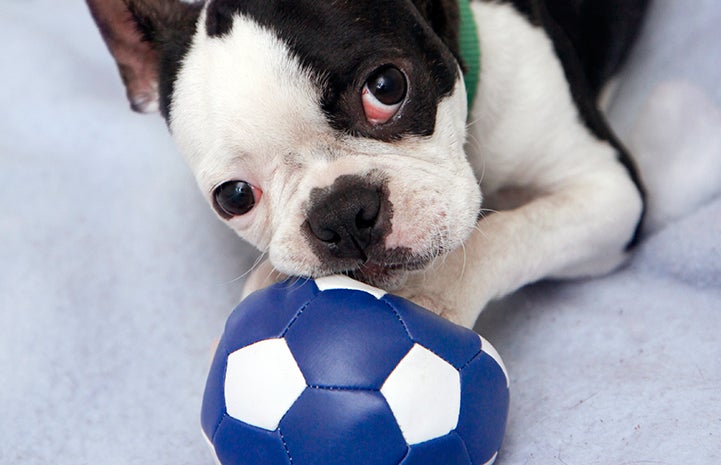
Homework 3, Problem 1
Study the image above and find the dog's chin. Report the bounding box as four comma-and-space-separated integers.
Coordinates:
347, 263, 411, 291
343, 255, 433, 290
277, 247, 440, 291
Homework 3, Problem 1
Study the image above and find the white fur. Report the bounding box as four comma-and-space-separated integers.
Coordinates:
171, 12, 328, 250
467, 1, 642, 270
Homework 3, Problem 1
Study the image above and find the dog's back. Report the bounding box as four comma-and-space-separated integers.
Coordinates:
506, 0, 650, 97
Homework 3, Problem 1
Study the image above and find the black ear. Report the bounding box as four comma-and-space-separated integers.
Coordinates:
86, 0, 201, 115
410, 0, 462, 63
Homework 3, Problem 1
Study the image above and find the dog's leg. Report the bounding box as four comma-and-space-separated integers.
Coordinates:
391, 1, 646, 328
398, 161, 643, 328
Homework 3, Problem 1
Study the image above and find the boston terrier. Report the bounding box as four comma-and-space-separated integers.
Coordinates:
86, 0, 648, 328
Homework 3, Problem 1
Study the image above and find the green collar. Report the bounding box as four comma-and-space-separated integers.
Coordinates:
458, 0, 480, 110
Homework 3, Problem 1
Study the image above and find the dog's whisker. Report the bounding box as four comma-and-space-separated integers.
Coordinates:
261, 259, 279, 285
459, 240, 468, 281
286, 275, 308, 292
479, 207, 500, 216
463, 131, 486, 188
224, 250, 269, 285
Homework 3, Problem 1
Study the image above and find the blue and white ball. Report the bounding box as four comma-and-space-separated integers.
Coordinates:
201, 276, 509, 465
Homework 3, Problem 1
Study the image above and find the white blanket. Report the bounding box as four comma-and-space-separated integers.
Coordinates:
1, 1, 719, 463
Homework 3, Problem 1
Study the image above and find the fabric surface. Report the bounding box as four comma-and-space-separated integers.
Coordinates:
1, 1, 719, 464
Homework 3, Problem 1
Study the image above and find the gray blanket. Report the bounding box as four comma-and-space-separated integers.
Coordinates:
1, 1, 719, 464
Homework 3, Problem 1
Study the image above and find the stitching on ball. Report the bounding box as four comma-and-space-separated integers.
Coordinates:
459, 347, 485, 371
307, 384, 381, 392
381, 297, 465, 366
379, 298, 413, 339
278, 428, 295, 465
280, 296, 319, 338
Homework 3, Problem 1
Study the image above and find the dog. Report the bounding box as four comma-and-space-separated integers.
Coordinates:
86, 0, 648, 328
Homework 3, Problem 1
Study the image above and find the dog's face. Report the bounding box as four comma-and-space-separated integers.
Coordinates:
90, 0, 482, 289
171, 0, 482, 288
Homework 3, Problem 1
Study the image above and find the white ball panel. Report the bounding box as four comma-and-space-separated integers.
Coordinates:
381, 344, 461, 445
224, 338, 306, 430
480, 335, 509, 387
202, 429, 223, 465
314, 275, 386, 299
482, 451, 499, 465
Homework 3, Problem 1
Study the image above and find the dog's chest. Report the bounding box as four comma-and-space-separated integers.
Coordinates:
465, 1, 598, 195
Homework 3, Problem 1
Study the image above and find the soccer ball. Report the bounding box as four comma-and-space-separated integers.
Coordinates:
201, 275, 509, 465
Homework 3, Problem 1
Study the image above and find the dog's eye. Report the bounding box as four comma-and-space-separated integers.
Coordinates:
213, 181, 259, 218
362, 65, 407, 125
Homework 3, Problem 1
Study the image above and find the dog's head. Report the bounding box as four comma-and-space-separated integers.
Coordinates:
89, 0, 481, 288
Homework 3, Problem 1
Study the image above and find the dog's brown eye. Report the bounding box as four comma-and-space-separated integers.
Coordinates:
362, 65, 407, 124
213, 181, 258, 218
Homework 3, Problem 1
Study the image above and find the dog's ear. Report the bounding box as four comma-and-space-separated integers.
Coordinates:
86, 0, 201, 114
410, 0, 461, 60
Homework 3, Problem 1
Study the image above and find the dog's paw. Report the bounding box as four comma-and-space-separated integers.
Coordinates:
396, 281, 475, 328
394, 249, 491, 329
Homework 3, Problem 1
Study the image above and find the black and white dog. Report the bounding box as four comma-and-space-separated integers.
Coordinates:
87, 0, 648, 327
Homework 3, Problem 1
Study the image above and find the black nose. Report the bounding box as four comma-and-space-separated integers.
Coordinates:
305, 175, 388, 261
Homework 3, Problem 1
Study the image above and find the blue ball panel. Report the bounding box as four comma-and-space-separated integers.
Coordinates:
213, 415, 291, 465
400, 432, 472, 465
382, 295, 482, 369
456, 352, 510, 465
222, 279, 319, 353
285, 290, 413, 389
280, 388, 408, 465
201, 342, 228, 441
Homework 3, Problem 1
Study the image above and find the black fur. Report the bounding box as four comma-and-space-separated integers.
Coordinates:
205, 0, 461, 141
488, 0, 650, 96
410, 0, 463, 65
127, 0, 202, 119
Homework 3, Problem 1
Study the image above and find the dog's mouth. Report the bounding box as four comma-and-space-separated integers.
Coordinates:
344, 255, 432, 290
